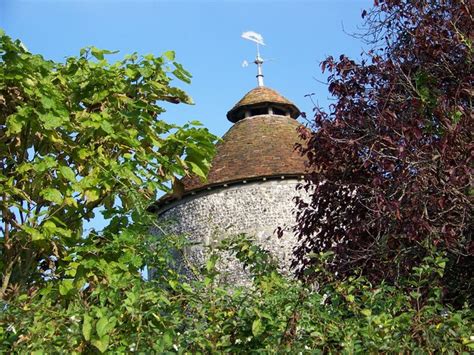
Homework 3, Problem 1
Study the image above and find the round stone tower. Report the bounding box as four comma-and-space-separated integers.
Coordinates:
151, 85, 308, 282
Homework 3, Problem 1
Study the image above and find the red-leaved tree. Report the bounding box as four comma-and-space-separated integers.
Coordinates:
293, 0, 473, 305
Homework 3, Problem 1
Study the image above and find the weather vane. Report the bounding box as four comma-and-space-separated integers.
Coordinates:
241, 31, 266, 87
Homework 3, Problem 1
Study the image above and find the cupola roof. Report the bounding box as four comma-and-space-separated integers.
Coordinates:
227, 86, 300, 122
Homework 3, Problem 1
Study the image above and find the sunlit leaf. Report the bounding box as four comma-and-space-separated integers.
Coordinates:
82, 315, 92, 341
40, 188, 63, 204
59, 166, 76, 182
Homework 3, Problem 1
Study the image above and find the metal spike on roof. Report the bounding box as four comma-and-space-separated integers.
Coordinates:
242, 31, 266, 87
255, 51, 264, 87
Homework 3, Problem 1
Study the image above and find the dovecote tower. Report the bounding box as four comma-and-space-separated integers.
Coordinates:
150, 38, 308, 282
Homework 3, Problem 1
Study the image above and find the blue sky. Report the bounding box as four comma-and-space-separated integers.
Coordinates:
1, 0, 372, 230
1, 0, 372, 138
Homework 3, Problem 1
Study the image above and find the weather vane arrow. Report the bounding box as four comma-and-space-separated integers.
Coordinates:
241, 31, 266, 87
241, 31, 265, 46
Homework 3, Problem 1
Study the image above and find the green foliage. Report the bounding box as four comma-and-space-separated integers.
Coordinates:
0, 30, 471, 353
0, 31, 217, 298
1, 234, 472, 352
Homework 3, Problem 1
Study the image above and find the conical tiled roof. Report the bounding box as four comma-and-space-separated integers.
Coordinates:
151, 86, 307, 211
182, 114, 306, 191
227, 86, 300, 122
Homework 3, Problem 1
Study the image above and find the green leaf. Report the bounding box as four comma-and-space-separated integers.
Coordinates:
181, 283, 192, 293
171, 62, 192, 84
162, 332, 173, 348
59, 279, 74, 296
6, 114, 25, 134
139, 66, 154, 78
77, 148, 90, 160
206, 256, 217, 272
43, 220, 57, 233
39, 112, 66, 130
172, 68, 191, 84
89, 47, 117, 60
84, 189, 101, 202
59, 166, 76, 182
173, 62, 192, 78
35, 157, 57, 172
22, 225, 44, 241
100, 120, 114, 134
125, 67, 136, 78
187, 161, 207, 179
40, 188, 63, 204
17, 163, 33, 174
252, 318, 263, 337
40, 95, 57, 110
163, 50, 175, 61
169, 279, 178, 291
451, 110, 462, 124
361, 309, 372, 317
92, 335, 110, 353
82, 315, 92, 341
96, 317, 110, 338
91, 47, 105, 60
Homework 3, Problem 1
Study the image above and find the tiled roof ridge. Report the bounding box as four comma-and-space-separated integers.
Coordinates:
233, 86, 294, 107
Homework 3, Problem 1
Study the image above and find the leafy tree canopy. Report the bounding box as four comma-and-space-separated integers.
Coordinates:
292, 0, 473, 306
0, 29, 217, 300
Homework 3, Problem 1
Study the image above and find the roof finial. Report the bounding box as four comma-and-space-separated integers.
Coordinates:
242, 31, 265, 87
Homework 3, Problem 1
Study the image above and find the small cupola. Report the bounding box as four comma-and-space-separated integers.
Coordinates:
226, 86, 300, 123
227, 32, 300, 123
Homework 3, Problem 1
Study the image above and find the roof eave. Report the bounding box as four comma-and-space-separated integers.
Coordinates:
226, 102, 300, 122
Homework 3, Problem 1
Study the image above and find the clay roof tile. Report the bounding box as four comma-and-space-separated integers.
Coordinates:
182, 114, 306, 191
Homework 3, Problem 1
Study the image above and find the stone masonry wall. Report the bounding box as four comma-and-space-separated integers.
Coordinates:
156, 178, 309, 284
